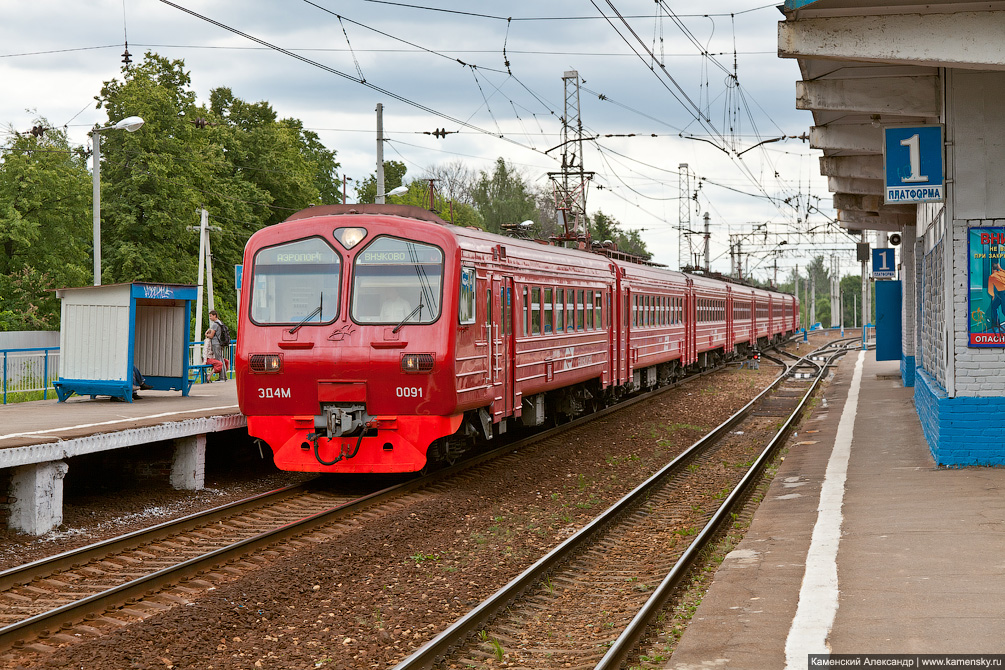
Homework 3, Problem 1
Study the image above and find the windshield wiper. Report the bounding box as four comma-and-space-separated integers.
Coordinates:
392, 293, 423, 334
289, 297, 323, 334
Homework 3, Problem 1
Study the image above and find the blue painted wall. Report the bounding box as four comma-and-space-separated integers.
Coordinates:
916, 368, 1005, 466
901, 355, 915, 387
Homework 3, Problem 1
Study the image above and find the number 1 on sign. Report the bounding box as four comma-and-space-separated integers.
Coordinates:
900, 134, 929, 183
877, 251, 891, 271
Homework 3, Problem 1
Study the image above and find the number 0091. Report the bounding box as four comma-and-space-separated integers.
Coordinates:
396, 386, 423, 398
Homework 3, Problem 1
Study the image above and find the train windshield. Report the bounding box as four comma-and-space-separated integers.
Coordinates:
250, 237, 341, 325
351, 236, 443, 325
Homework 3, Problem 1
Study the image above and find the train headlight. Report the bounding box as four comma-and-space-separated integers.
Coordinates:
401, 353, 434, 374
334, 227, 367, 250
250, 353, 283, 373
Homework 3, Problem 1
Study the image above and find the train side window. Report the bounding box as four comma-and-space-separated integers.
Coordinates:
633, 295, 638, 327
556, 288, 565, 332
503, 286, 510, 335
459, 267, 476, 325
531, 287, 541, 335
487, 288, 492, 329
566, 290, 574, 332
544, 288, 553, 334
523, 287, 529, 336
596, 292, 604, 329
586, 290, 594, 330
576, 289, 585, 330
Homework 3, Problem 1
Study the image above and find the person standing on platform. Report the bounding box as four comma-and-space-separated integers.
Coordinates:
204, 328, 228, 381
208, 310, 231, 379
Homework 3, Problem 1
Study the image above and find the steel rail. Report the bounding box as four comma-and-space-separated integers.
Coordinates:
0, 349, 765, 651
0, 481, 316, 592
595, 342, 850, 669
391, 343, 814, 670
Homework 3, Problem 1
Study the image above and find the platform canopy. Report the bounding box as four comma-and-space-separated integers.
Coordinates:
778, 0, 1005, 233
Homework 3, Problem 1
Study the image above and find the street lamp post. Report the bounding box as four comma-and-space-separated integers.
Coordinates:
91, 116, 144, 285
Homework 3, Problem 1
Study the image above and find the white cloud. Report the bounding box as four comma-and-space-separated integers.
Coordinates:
1, 0, 845, 279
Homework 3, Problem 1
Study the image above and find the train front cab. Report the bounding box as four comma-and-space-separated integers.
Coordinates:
238, 210, 465, 473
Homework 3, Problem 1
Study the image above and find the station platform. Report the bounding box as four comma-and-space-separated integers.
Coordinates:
667, 350, 1005, 667
0, 381, 244, 535
0, 380, 242, 453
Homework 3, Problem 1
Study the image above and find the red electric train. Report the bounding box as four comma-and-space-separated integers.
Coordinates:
236, 204, 798, 474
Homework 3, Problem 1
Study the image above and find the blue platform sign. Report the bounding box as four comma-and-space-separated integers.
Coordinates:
872, 248, 896, 279
235, 264, 243, 307
884, 125, 944, 204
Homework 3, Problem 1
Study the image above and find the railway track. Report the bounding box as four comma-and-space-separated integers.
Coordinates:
0, 342, 808, 656
392, 339, 854, 670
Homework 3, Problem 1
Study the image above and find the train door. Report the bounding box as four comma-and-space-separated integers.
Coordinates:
726, 286, 734, 352
624, 287, 633, 382
768, 294, 774, 339
611, 268, 622, 386
490, 275, 514, 421
683, 279, 695, 366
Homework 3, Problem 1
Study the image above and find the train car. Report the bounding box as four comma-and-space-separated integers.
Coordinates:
237, 204, 798, 474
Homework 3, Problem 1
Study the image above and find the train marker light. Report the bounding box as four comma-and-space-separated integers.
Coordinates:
401, 353, 434, 373
334, 227, 367, 249
250, 353, 283, 373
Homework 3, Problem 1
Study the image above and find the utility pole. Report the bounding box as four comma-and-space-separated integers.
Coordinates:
861, 231, 869, 326
703, 212, 711, 273
187, 208, 221, 347
830, 255, 840, 328
194, 208, 207, 344
794, 264, 799, 324
206, 224, 215, 313
678, 163, 691, 270
810, 273, 817, 326
376, 103, 385, 204
548, 71, 594, 246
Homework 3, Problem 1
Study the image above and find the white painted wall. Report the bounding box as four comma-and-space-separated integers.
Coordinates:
946, 70, 1005, 397
58, 284, 131, 381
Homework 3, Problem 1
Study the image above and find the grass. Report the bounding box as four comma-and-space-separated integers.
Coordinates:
409, 552, 440, 565
1, 387, 57, 404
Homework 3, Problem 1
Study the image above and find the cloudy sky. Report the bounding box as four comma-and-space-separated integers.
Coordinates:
0, 0, 852, 279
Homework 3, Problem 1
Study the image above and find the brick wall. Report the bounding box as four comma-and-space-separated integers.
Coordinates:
916, 366, 1005, 466
920, 232, 946, 388
951, 219, 1005, 397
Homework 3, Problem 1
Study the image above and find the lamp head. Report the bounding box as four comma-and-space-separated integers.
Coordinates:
113, 116, 145, 132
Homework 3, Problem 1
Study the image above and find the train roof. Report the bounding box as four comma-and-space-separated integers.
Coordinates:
279, 204, 795, 299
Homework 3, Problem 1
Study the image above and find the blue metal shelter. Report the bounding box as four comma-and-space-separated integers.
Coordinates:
53, 283, 199, 403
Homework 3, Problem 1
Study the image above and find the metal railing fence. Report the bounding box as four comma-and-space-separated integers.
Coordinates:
1, 347, 60, 404
2, 344, 236, 404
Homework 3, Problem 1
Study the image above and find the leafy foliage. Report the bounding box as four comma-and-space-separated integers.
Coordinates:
94, 53, 341, 332
470, 158, 538, 234
354, 160, 407, 204
589, 210, 651, 259
0, 120, 91, 329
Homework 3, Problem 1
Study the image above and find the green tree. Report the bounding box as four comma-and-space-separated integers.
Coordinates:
588, 210, 651, 259
95, 52, 340, 331
390, 180, 482, 229
470, 158, 538, 234
354, 161, 407, 204
0, 120, 91, 330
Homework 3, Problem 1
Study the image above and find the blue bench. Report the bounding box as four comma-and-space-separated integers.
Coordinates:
188, 364, 215, 384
